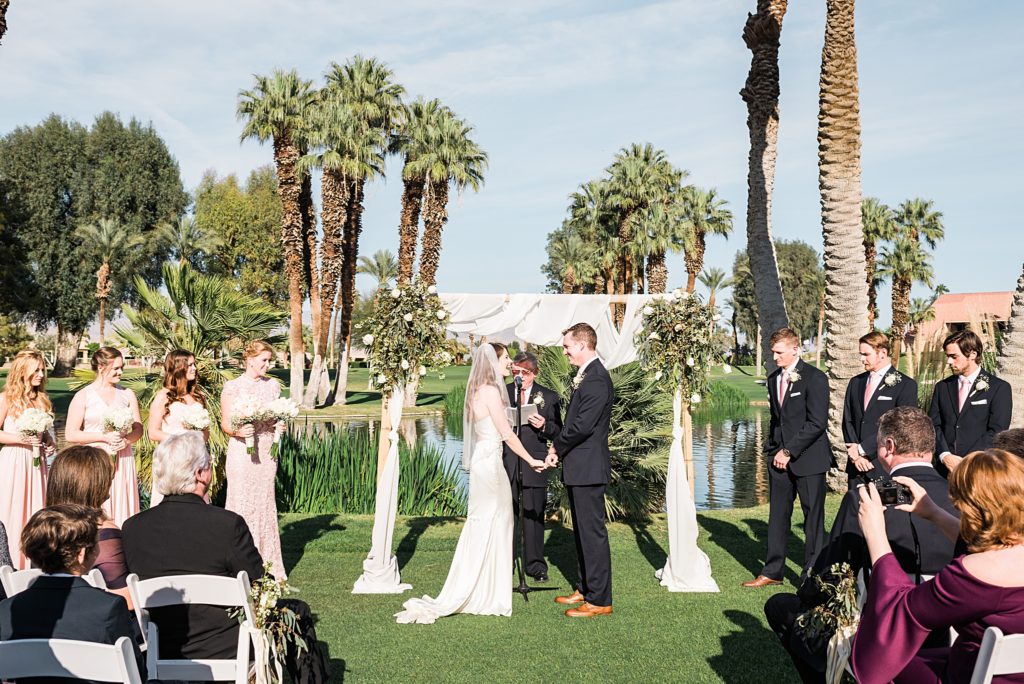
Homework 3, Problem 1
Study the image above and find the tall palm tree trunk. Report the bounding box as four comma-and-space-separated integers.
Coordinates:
419, 179, 450, 287
0, 0, 9, 44
330, 178, 365, 406
273, 137, 306, 400
890, 277, 911, 367
96, 262, 111, 343
562, 267, 576, 294
815, 291, 825, 368
646, 251, 668, 294
684, 234, 705, 294
741, 0, 791, 373
818, 0, 869, 489
301, 171, 321, 352
397, 173, 425, 285
996, 263, 1024, 428
864, 241, 878, 328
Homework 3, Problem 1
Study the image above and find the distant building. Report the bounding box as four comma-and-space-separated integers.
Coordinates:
912, 291, 1013, 349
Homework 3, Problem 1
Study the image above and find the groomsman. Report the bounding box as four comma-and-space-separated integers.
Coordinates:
842, 331, 918, 487
745, 328, 831, 588
503, 351, 562, 582
929, 330, 1012, 476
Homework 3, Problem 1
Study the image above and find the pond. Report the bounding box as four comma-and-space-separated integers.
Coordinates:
298, 406, 771, 511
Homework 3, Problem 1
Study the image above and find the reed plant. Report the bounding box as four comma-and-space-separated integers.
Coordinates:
443, 384, 465, 438
697, 381, 749, 413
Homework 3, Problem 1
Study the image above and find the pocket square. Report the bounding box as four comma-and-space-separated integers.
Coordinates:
878, 396, 893, 401
971, 399, 988, 405
790, 392, 801, 397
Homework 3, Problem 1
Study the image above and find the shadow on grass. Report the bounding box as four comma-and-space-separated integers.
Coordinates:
544, 522, 578, 587
697, 515, 802, 586
709, 609, 790, 683
280, 515, 347, 573
396, 517, 451, 570
627, 522, 667, 571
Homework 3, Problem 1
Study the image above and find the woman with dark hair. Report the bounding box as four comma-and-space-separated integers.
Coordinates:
0, 504, 145, 678
47, 445, 133, 609
147, 350, 208, 506
65, 347, 144, 525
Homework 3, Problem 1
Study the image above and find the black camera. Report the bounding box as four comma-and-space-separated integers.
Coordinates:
875, 477, 912, 507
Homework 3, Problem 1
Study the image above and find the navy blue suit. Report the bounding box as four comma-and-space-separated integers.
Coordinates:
928, 370, 1012, 477
842, 368, 918, 484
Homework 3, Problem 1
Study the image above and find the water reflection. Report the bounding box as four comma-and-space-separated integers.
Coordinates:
294, 406, 771, 511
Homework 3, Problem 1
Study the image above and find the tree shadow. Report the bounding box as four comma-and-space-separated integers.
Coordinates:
543, 522, 579, 587
697, 515, 801, 585
627, 522, 668, 571
708, 609, 792, 683
396, 516, 452, 570
279, 515, 347, 573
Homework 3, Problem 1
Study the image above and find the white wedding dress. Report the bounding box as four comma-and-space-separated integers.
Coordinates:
395, 415, 513, 623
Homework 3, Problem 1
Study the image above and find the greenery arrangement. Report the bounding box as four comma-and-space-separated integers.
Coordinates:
229, 561, 305, 684
794, 562, 859, 653
274, 426, 466, 516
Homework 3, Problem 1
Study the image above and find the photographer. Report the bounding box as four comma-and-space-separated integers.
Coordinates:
852, 449, 1024, 683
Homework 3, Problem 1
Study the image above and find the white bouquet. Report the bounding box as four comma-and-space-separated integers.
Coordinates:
102, 405, 134, 435
179, 404, 211, 431
231, 396, 267, 455
265, 398, 299, 454
14, 407, 53, 467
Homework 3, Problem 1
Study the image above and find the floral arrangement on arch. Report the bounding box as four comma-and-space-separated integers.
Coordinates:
634, 289, 723, 406
357, 280, 456, 398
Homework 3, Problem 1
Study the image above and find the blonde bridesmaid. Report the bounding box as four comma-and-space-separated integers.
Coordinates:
147, 349, 208, 506
65, 347, 144, 526
0, 350, 57, 569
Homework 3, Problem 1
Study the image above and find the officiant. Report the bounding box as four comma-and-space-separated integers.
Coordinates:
503, 351, 562, 582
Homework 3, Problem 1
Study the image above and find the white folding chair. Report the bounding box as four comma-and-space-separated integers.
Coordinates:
0, 636, 142, 684
0, 565, 107, 595
126, 570, 255, 684
970, 626, 1024, 684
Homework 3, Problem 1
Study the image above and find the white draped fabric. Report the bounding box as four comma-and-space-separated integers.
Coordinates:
352, 385, 412, 594
439, 294, 653, 369
654, 387, 719, 592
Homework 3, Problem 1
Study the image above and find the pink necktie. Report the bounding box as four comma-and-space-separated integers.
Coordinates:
864, 373, 878, 410
958, 377, 970, 411
779, 371, 789, 406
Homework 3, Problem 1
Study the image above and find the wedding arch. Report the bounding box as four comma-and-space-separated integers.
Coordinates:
352, 292, 718, 594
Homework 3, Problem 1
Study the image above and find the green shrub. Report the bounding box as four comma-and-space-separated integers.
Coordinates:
275, 426, 467, 516
443, 384, 465, 438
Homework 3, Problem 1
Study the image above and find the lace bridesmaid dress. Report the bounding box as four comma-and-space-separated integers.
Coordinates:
150, 401, 188, 507
395, 415, 513, 624
81, 385, 140, 526
0, 414, 49, 570
223, 375, 286, 578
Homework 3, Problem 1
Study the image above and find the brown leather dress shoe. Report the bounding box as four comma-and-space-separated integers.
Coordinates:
565, 602, 613, 618
742, 575, 783, 588
555, 590, 585, 605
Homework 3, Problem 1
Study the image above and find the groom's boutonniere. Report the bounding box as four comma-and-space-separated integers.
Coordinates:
572, 372, 587, 391
532, 392, 545, 409
787, 369, 802, 384
883, 371, 903, 388
973, 374, 990, 395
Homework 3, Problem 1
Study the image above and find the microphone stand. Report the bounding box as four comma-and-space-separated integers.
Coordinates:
512, 375, 556, 602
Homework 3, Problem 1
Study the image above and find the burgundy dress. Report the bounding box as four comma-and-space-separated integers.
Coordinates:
852, 552, 1024, 683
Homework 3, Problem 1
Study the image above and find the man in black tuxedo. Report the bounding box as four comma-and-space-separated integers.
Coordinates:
842, 331, 918, 487
928, 330, 1012, 477
764, 406, 958, 683
745, 327, 832, 588
547, 323, 614, 617
503, 351, 562, 582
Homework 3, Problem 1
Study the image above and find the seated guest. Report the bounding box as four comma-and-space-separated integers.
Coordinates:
122, 432, 327, 682
765, 406, 958, 683
993, 428, 1024, 458
0, 504, 146, 680
852, 449, 1024, 684
46, 445, 133, 609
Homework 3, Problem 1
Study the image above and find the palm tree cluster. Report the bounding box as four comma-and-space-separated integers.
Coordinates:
236, 56, 487, 408
542, 144, 732, 321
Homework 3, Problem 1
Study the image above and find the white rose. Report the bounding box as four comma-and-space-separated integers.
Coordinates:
362, 334, 374, 346
391, 288, 401, 299
654, 371, 663, 381
711, 312, 721, 321
686, 357, 695, 367
401, 359, 410, 370
674, 323, 683, 332
643, 306, 654, 315
436, 310, 447, 319
427, 285, 437, 294
648, 332, 660, 340
419, 365, 427, 376
691, 393, 702, 404
377, 374, 386, 384
723, 364, 733, 374
403, 312, 413, 322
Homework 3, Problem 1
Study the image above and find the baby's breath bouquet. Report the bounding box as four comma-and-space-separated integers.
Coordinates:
265, 397, 300, 458
229, 562, 304, 684
14, 407, 54, 467
231, 396, 267, 456
101, 405, 135, 461
179, 403, 211, 431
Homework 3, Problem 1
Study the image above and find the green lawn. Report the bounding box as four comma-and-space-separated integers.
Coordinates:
282, 494, 843, 683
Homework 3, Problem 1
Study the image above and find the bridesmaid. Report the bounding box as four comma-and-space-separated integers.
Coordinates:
147, 349, 208, 506
220, 340, 286, 578
65, 346, 144, 526
0, 350, 57, 569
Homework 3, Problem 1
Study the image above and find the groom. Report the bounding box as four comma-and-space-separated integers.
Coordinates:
547, 322, 614, 618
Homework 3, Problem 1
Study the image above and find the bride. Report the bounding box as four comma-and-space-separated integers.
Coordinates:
395, 343, 546, 624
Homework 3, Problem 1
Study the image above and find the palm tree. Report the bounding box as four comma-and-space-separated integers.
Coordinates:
878, 236, 934, 367
0, 0, 10, 44
416, 111, 488, 286
547, 232, 594, 294
740, 0, 791, 373
237, 69, 317, 401
861, 197, 896, 328
635, 202, 685, 294
75, 218, 144, 344
817, 0, 870, 486
357, 249, 399, 290
157, 215, 223, 267
698, 267, 734, 311
997, 265, 1024, 428
681, 187, 733, 293
895, 198, 944, 248
566, 178, 618, 295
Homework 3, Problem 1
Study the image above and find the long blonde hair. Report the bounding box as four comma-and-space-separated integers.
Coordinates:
2, 350, 52, 417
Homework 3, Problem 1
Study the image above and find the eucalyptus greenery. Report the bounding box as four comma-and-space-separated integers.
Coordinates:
794, 562, 859, 652
358, 280, 455, 397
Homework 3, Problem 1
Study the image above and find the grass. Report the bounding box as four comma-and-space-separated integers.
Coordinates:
281, 493, 843, 683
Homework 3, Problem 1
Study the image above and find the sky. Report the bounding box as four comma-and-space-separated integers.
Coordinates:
3, 0, 1022, 329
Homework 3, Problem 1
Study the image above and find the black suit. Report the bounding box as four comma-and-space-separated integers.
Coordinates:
929, 370, 1012, 476
121, 493, 265, 660
0, 575, 146, 683
762, 359, 832, 580
842, 368, 918, 485
551, 358, 614, 606
765, 463, 956, 683
503, 381, 562, 578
